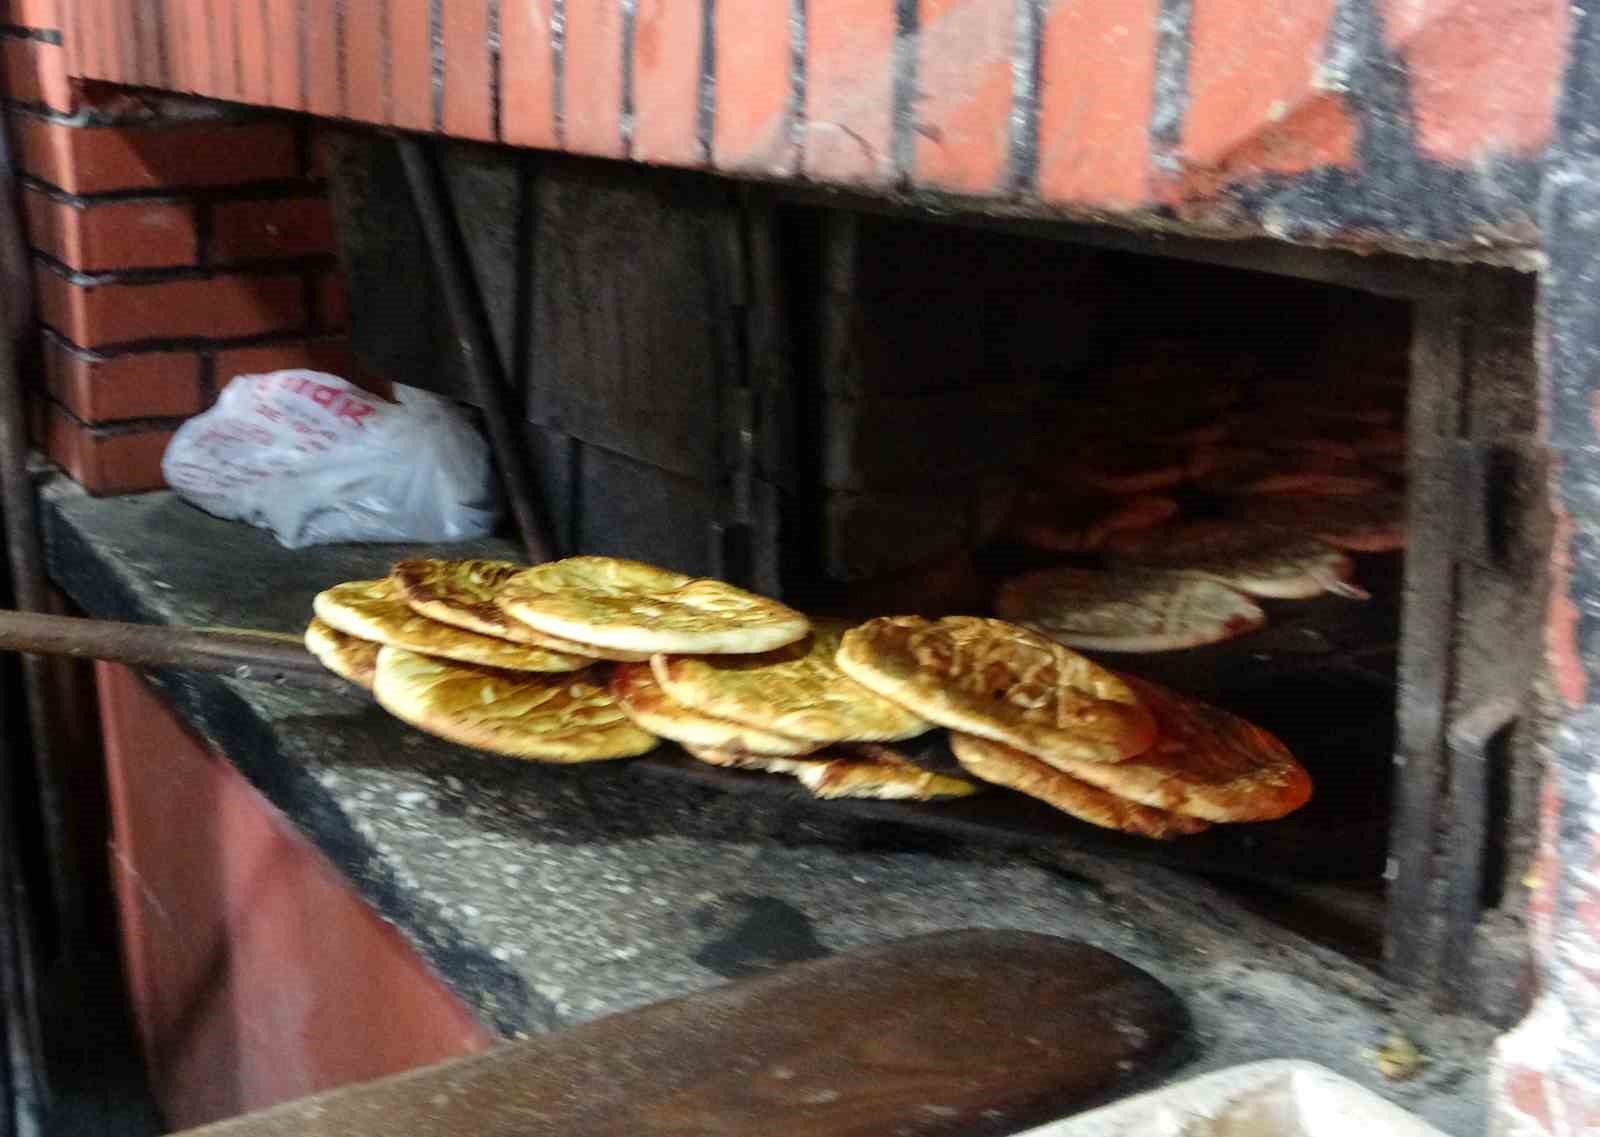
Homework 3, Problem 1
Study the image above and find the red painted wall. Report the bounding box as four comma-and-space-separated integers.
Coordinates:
97, 665, 493, 1130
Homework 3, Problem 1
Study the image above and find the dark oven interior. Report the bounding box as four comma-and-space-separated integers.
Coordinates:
328, 135, 1550, 1019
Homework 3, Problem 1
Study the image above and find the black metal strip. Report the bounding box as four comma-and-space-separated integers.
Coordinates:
397, 137, 557, 563
120, 0, 140, 82
153, 0, 173, 87
231, 0, 245, 95
488, 0, 503, 140
379, 0, 393, 119
620, 0, 636, 157
696, 0, 714, 162
298, 0, 311, 109
1006, 0, 1042, 193
551, 0, 566, 145
1148, 0, 1192, 175
334, 0, 348, 115
257, 0, 271, 95
430, 0, 445, 130
889, 0, 919, 183
788, 0, 806, 166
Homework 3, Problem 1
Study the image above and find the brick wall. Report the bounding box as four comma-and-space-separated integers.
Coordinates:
1, 8, 367, 495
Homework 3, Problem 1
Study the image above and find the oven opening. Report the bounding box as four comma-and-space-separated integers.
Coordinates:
330, 141, 1547, 1017
773, 211, 1410, 964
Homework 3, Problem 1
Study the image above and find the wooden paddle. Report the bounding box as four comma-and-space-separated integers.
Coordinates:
173, 930, 1186, 1137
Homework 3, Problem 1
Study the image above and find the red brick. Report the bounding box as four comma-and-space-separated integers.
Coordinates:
45, 338, 204, 422
24, 189, 199, 270
1038, 0, 1157, 207
804, 0, 895, 184
632, 0, 701, 165
303, 0, 340, 117
212, 0, 240, 98
1379, 0, 1569, 162
315, 272, 348, 330
564, 0, 624, 157
208, 197, 335, 262
1178, 0, 1354, 194
711, 0, 791, 173
2, 36, 72, 111
500, 0, 556, 148
177, 0, 213, 97
389, 0, 435, 131
46, 404, 175, 495
442, 0, 493, 139
159, 0, 191, 92
344, 0, 384, 122
36, 266, 307, 347
912, 0, 1012, 194
237, 0, 270, 102
213, 339, 391, 397
0, 0, 61, 28
266, 0, 301, 109
10, 115, 298, 193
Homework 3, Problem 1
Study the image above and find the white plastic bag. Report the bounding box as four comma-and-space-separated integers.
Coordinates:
162, 370, 500, 549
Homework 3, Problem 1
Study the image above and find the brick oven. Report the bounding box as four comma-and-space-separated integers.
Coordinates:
3, 3, 1600, 1136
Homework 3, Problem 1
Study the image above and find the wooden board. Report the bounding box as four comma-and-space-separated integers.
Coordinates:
174, 931, 1186, 1137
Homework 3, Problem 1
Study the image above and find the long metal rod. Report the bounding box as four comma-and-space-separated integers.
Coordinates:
396, 136, 556, 565
0, 610, 356, 694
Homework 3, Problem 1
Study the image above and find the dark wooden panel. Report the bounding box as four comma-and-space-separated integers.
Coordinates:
176, 931, 1185, 1137
527, 164, 732, 482
575, 443, 718, 577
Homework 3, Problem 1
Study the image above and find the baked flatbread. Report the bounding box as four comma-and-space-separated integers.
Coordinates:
682, 741, 979, 801
315, 578, 590, 672
1054, 446, 1191, 495
1199, 450, 1383, 497
372, 647, 658, 762
1229, 492, 1406, 553
392, 558, 649, 661
1104, 521, 1361, 600
304, 618, 380, 689
995, 567, 1265, 653
498, 557, 809, 655
793, 742, 979, 801
950, 733, 1210, 839
1041, 675, 1312, 821
680, 743, 826, 776
1011, 494, 1179, 554
835, 616, 1156, 765
653, 619, 930, 744
609, 662, 821, 756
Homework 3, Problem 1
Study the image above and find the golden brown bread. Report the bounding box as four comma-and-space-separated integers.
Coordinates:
315, 578, 591, 672
498, 556, 810, 655
652, 619, 930, 744
835, 616, 1156, 765
681, 741, 978, 801
995, 566, 1264, 653
372, 647, 658, 762
1010, 494, 1180, 554
1227, 492, 1406, 553
1040, 675, 1312, 822
304, 618, 380, 689
609, 662, 821, 756
949, 733, 1210, 839
392, 558, 649, 661
1103, 521, 1359, 600
792, 744, 979, 801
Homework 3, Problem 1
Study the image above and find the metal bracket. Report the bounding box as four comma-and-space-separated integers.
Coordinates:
1440, 695, 1522, 1005
1447, 437, 1549, 571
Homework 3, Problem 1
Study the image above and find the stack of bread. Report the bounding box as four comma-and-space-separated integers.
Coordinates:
997, 353, 1407, 656
306, 555, 1313, 841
